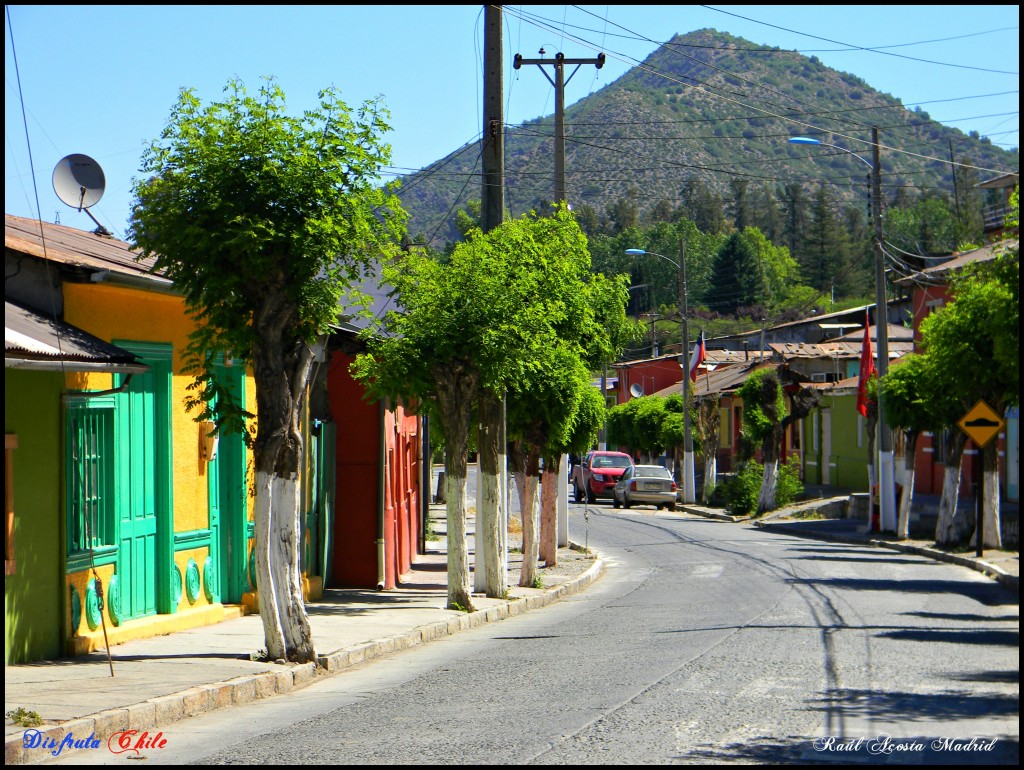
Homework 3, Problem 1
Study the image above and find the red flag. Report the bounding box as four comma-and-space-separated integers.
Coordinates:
689, 330, 706, 382
856, 310, 876, 417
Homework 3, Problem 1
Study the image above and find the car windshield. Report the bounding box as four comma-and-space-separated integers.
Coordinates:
593, 455, 632, 469
634, 466, 672, 479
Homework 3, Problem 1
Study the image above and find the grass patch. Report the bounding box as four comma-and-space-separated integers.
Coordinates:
789, 508, 827, 520
6, 708, 43, 728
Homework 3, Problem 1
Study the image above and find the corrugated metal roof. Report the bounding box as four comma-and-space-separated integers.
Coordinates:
5, 213, 164, 280
769, 340, 914, 360
5, 300, 147, 372
893, 239, 1018, 286
650, 360, 779, 398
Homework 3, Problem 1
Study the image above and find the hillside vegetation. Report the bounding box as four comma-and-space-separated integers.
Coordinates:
398, 29, 1017, 248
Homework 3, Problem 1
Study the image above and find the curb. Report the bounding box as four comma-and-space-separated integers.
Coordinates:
5, 553, 605, 765
752, 519, 1019, 597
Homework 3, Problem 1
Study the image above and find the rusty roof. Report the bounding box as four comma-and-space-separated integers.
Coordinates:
5, 213, 165, 281
769, 340, 914, 360
650, 360, 779, 399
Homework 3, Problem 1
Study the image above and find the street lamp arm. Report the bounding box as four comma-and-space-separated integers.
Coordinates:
624, 248, 679, 269
788, 136, 873, 170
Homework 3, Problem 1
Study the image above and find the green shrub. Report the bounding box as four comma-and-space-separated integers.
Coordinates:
723, 456, 804, 515
776, 456, 804, 508
723, 460, 763, 516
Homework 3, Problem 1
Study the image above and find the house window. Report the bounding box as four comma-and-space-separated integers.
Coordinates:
66, 398, 117, 564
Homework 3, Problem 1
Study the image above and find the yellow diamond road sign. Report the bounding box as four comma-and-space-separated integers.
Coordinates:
958, 400, 1005, 448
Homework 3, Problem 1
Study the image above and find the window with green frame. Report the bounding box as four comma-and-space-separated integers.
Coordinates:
66, 397, 117, 569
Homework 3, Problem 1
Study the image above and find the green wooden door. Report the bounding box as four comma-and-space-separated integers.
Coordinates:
213, 364, 248, 603
114, 342, 172, 619
116, 369, 159, 619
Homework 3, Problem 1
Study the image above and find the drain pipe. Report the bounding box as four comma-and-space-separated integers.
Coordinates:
376, 400, 387, 591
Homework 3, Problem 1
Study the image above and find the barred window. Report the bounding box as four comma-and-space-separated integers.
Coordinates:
66, 399, 116, 556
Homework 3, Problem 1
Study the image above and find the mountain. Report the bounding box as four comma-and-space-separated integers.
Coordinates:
396, 29, 1018, 247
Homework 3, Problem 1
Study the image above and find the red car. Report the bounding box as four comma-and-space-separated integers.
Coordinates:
571, 451, 634, 504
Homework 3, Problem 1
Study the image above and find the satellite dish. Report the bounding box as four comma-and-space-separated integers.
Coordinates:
629, 383, 644, 398
53, 154, 106, 210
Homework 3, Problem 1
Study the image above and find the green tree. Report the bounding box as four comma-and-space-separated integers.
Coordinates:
880, 353, 958, 539
917, 241, 1019, 547
737, 368, 786, 513
129, 77, 404, 663
884, 197, 960, 257
779, 182, 810, 265
355, 205, 620, 602
803, 183, 853, 296
708, 227, 802, 317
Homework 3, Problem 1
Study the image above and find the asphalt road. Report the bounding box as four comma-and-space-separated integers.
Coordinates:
43, 503, 1019, 766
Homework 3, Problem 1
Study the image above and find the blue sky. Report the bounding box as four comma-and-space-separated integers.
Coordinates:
5, 5, 1019, 239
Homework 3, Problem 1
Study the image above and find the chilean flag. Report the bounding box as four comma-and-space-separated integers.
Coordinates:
689, 329, 706, 382
856, 310, 876, 417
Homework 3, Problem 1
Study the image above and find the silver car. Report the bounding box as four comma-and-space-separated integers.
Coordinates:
612, 465, 678, 511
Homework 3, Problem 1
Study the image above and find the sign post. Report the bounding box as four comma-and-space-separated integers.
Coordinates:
957, 400, 1005, 557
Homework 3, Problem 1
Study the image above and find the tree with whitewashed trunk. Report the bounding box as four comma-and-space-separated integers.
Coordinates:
880, 353, 958, 540
915, 237, 1018, 548
352, 208, 580, 607
129, 77, 405, 663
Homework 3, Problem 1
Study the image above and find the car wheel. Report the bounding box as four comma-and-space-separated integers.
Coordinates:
623, 497, 631, 509
668, 502, 676, 512
574, 483, 584, 504
612, 495, 620, 509
587, 488, 597, 505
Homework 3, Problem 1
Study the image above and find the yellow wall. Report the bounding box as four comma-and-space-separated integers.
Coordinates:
60, 281, 257, 633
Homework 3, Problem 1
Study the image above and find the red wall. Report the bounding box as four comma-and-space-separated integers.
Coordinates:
328, 350, 383, 587
615, 357, 684, 404
327, 350, 421, 589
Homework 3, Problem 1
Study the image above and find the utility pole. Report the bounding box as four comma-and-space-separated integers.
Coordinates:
679, 237, 695, 504
481, 5, 504, 233
476, 4, 508, 595
515, 46, 604, 482
871, 126, 895, 532
512, 50, 604, 205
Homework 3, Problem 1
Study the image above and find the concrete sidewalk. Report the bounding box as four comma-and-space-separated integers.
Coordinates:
4, 505, 603, 765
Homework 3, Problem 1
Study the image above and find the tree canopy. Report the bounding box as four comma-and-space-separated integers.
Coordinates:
128, 76, 405, 664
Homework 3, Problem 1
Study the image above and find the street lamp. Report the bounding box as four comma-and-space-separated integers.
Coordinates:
625, 245, 696, 504
788, 131, 895, 533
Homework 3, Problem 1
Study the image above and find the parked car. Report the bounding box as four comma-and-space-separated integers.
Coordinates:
612, 465, 678, 511
571, 450, 634, 504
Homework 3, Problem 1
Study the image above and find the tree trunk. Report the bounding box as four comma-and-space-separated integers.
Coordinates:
896, 431, 918, 540
934, 430, 967, 546
757, 429, 781, 514
433, 361, 478, 611
702, 452, 718, 504
970, 441, 1002, 549
758, 458, 778, 514
251, 297, 317, 664
539, 459, 559, 566
476, 392, 506, 598
699, 400, 721, 504
517, 449, 541, 587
